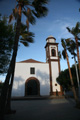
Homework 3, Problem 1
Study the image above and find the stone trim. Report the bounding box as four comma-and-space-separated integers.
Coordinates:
48, 44, 53, 93
45, 43, 58, 48
49, 59, 59, 62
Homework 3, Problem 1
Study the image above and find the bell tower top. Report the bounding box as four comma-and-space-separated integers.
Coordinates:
46, 35, 56, 43
45, 35, 59, 63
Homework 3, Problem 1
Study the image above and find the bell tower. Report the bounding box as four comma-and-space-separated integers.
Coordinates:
45, 35, 62, 95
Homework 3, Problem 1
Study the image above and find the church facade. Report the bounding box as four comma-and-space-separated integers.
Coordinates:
12, 36, 63, 96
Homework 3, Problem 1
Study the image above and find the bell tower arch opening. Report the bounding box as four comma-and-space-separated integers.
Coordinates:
51, 49, 56, 56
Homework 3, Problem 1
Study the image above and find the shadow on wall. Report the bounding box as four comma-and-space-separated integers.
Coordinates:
36, 70, 50, 95
12, 70, 50, 96
12, 76, 25, 96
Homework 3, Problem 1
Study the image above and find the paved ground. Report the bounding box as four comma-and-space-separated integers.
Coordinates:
5, 98, 80, 120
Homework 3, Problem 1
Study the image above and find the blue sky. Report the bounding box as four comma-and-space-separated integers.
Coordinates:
0, 0, 80, 81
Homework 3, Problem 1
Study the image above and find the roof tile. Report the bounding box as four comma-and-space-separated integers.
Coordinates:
18, 59, 44, 63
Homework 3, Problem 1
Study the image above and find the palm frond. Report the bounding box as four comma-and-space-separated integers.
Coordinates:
9, 14, 14, 23
66, 27, 71, 33
20, 36, 34, 46
20, 23, 27, 32
67, 22, 80, 37
21, 37, 34, 43
35, 6, 48, 18
32, 0, 48, 18
61, 39, 66, 49
23, 10, 36, 25
20, 30, 35, 37
13, 7, 18, 20
65, 38, 71, 46
20, 34, 34, 43
19, 0, 30, 6
62, 50, 66, 59
32, 0, 49, 6
58, 51, 61, 59
20, 30, 34, 46
20, 41, 29, 46
26, 19, 29, 31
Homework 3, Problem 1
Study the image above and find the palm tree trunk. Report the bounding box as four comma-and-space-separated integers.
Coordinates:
74, 57, 79, 97
65, 50, 79, 106
0, 59, 13, 119
0, 3, 22, 119
5, 62, 15, 113
75, 37, 80, 76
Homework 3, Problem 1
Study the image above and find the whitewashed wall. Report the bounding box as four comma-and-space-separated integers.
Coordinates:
12, 62, 50, 96
51, 62, 60, 92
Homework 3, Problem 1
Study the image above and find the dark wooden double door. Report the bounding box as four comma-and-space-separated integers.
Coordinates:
25, 79, 39, 96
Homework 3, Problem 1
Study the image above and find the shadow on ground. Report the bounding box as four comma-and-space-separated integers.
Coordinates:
5, 98, 80, 120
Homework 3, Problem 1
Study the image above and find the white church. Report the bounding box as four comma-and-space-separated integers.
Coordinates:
12, 35, 63, 97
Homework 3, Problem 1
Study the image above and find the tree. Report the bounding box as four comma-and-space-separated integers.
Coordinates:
57, 65, 79, 91
58, 51, 61, 72
0, 82, 4, 91
0, 15, 15, 74
0, 0, 49, 119
0, 15, 15, 115
6, 24, 34, 114
61, 38, 80, 107
66, 39, 79, 97
66, 22, 80, 76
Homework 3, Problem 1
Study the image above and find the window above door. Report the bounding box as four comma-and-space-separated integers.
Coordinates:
30, 67, 35, 74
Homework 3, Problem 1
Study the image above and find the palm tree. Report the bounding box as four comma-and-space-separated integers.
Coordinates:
61, 38, 80, 107
66, 22, 80, 76
6, 25, 34, 113
66, 39, 79, 97
0, 0, 49, 119
58, 51, 61, 72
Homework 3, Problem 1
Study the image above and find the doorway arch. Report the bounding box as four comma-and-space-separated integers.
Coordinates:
25, 77, 40, 96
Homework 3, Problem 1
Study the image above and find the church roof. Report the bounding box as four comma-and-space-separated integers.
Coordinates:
18, 59, 45, 63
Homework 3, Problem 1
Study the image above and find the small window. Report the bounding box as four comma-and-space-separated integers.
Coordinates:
30, 67, 35, 74
51, 49, 56, 56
